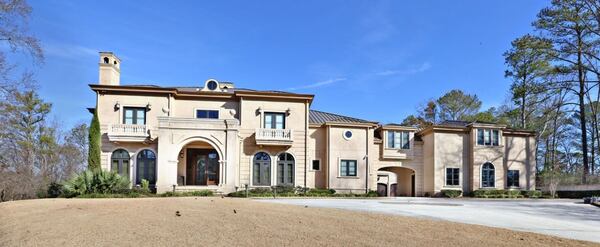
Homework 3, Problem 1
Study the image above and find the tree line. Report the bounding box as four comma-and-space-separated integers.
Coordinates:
403, 0, 600, 186
0, 0, 88, 201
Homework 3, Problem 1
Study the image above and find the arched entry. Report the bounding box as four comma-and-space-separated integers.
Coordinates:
378, 166, 415, 197
176, 140, 222, 186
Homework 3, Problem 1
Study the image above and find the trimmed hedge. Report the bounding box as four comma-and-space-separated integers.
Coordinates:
228, 186, 377, 198
472, 189, 540, 198
440, 189, 462, 198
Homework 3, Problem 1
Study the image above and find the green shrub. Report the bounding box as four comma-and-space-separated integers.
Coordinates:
441, 189, 462, 198
306, 188, 336, 196
62, 170, 130, 197
46, 182, 64, 198
140, 179, 151, 194
365, 190, 378, 197
521, 190, 542, 198
506, 190, 521, 198
160, 190, 214, 197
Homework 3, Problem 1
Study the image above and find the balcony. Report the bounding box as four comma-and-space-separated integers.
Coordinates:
255, 128, 293, 146
107, 124, 149, 142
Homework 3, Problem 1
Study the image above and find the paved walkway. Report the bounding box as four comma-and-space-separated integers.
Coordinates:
258, 197, 600, 243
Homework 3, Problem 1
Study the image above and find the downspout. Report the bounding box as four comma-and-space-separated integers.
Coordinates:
365, 127, 369, 193
304, 100, 308, 188
326, 125, 330, 189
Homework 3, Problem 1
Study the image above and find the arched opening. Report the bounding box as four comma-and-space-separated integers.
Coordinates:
253, 152, 271, 186
177, 140, 220, 186
481, 162, 495, 188
277, 152, 294, 186
136, 149, 156, 186
111, 149, 130, 178
103, 57, 109, 64
377, 167, 415, 197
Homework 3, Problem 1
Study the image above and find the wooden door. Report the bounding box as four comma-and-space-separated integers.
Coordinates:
377, 183, 387, 197
186, 149, 219, 186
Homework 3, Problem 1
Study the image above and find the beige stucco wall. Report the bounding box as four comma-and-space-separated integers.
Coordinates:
504, 135, 536, 190
308, 127, 327, 188
237, 98, 309, 188
326, 126, 370, 193
433, 132, 470, 193
170, 98, 239, 120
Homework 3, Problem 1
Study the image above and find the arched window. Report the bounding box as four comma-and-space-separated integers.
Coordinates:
103, 57, 109, 64
111, 149, 130, 178
253, 152, 271, 186
481, 162, 495, 188
277, 153, 295, 186
136, 150, 156, 185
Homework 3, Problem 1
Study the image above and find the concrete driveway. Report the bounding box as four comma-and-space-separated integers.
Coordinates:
258, 197, 600, 243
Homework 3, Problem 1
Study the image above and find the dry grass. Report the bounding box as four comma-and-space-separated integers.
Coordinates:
0, 197, 597, 247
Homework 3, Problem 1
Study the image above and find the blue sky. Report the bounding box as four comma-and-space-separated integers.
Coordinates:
27, 0, 550, 128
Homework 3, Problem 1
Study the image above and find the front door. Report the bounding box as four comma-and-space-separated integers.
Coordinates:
377, 183, 387, 197
186, 149, 219, 186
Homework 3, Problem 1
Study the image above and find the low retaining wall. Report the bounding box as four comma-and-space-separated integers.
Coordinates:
539, 184, 600, 198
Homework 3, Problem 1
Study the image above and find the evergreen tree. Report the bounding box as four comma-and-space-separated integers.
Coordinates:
87, 109, 100, 171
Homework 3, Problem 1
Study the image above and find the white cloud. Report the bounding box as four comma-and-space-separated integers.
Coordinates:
375, 62, 431, 76
43, 43, 99, 60
287, 78, 347, 91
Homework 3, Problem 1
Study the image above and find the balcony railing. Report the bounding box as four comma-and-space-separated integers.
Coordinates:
255, 128, 293, 146
107, 124, 149, 142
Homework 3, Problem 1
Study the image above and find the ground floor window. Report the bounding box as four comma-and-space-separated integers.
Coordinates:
481, 162, 495, 188
507, 170, 520, 187
446, 168, 459, 186
340, 160, 357, 177
111, 149, 130, 179
277, 153, 294, 186
253, 152, 271, 186
136, 149, 156, 185
312, 160, 320, 171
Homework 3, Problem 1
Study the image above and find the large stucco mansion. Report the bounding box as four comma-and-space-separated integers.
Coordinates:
91, 52, 537, 196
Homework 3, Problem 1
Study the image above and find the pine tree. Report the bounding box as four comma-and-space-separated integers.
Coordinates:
87, 109, 101, 171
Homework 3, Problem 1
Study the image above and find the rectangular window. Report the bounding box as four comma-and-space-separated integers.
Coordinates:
312, 160, 320, 171
196, 110, 219, 119
507, 170, 520, 187
386, 131, 410, 149
446, 168, 460, 186
264, 112, 285, 129
340, 160, 357, 177
492, 130, 499, 146
478, 129, 500, 146
123, 107, 146, 125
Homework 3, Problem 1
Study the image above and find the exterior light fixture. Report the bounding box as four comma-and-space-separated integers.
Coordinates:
114, 101, 121, 111
286, 108, 291, 116
146, 103, 152, 111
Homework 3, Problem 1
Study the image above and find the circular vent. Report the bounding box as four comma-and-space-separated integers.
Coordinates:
207, 80, 218, 91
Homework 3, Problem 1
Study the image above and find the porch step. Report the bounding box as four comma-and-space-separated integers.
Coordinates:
174, 186, 224, 195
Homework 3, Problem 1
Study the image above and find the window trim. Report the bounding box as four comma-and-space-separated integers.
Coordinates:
251, 151, 272, 187
339, 159, 358, 177
111, 149, 131, 179
311, 159, 321, 171
122, 106, 147, 125
480, 162, 496, 188
507, 169, 520, 188
195, 109, 220, 119
386, 130, 411, 150
263, 112, 286, 129
445, 167, 460, 186
276, 152, 295, 186
477, 128, 501, 147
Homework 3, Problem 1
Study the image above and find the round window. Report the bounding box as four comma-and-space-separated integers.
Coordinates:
207, 80, 218, 90
343, 130, 353, 140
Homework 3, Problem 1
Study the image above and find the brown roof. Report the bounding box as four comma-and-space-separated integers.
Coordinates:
309, 110, 376, 125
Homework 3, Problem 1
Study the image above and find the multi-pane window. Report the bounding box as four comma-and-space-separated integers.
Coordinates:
264, 112, 285, 129
196, 110, 219, 119
111, 149, 130, 178
312, 160, 320, 171
481, 162, 495, 188
477, 129, 500, 146
387, 131, 410, 149
340, 160, 357, 177
123, 107, 146, 125
277, 153, 294, 186
253, 152, 271, 186
446, 168, 460, 186
507, 170, 520, 187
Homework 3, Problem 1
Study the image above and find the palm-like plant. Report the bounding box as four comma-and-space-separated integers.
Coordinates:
63, 170, 130, 197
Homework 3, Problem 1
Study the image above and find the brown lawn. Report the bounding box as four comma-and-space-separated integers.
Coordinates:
0, 197, 597, 247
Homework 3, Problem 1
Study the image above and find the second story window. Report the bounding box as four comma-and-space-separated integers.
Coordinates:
387, 131, 410, 149
477, 129, 499, 146
123, 107, 146, 125
264, 112, 285, 129
196, 110, 219, 119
